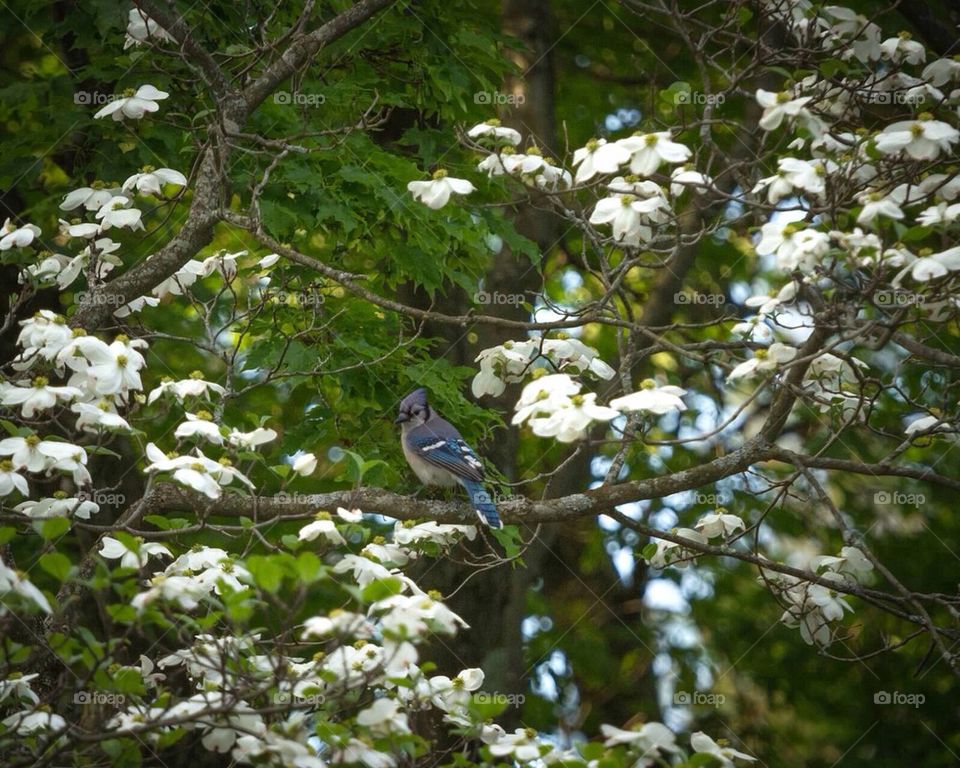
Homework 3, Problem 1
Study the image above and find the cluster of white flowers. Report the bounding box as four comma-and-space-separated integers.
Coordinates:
645, 510, 745, 570
408, 120, 707, 241
472, 335, 615, 397
510, 373, 687, 443
763, 546, 872, 646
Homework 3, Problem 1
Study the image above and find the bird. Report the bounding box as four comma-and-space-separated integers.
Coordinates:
395, 388, 503, 528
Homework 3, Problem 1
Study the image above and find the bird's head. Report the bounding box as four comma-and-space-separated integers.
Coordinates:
395, 387, 431, 427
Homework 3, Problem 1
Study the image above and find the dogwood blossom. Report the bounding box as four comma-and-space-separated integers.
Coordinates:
466, 119, 522, 145
303, 610, 374, 639
572, 138, 631, 183
59, 185, 119, 211
93, 84, 169, 121
393, 521, 476, 546
727, 343, 798, 380
753, 158, 826, 203
147, 375, 226, 404
99, 536, 172, 569
690, 731, 756, 766
778, 578, 852, 646
14, 496, 99, 520
875, 116, 960, 160
488, 728, 555, 761
143, 442, 254, 498
0, 556, 51, 613
812, 546, 873, 579
696, 511, 746, 539
1, 710, 66, 735
609, 380, 687, 415
756, 211, 830, 271
670, 166, 712, 197
13, 311, 73, 369
916, 202, 960, 226
95, 195, 143, 231
175, 412, 225, 444
589, 192, 668, 246
407, 170, 475, 209
892, 246, 960, 283
856, 185, 906, 226
0, 461, 29, 497
600, 721, 678, 754
756, 89, 815, 131
125, 8, 174, 48
0, 378, 84, 418
291, 452, 317, 476
122, 166, 188, 196
298, 516, 346, 545
0, 218, 40, 250
879, 33, 925, 65
356, 698, 410, 735
744, 281, 799, 316
618, 131, 692, 176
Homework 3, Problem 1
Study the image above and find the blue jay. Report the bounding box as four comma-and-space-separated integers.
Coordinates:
395, 388, 503, 528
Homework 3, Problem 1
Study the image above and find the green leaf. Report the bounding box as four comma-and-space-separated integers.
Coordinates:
246, 555, 284, 593
39, 552, 72, 582
36, 516, 71, 541
295, 551, 322, 582
361, 576, 404, 603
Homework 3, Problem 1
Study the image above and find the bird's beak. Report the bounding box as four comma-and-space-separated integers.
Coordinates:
394, 413, 409, 424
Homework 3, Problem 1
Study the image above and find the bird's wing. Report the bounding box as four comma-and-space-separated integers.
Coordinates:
407, 430, 486, 483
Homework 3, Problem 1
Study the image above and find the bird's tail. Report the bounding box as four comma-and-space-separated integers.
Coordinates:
461, 480, 503, 528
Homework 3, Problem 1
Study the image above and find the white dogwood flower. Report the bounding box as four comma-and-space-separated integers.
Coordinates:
59, 185, 120, 211
407, 170, 475, 209
122, 166, 187, 196
610, 380, 687, 415
94, 84, 169, 121
618, 131, 692, 176
99, 536, 171, 569
572, 138, 631, 183
124, 8, 175, 48
875, 116, 960, 160
756, 89, 814, 131
0, 219, 40, 250
466, 119, 521, 145
727, 343, 798, 380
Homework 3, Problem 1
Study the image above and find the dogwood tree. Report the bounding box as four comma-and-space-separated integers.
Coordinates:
1, 0, 959, 765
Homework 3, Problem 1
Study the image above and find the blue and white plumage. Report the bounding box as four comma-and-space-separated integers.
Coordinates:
395, 388, 502, 528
